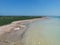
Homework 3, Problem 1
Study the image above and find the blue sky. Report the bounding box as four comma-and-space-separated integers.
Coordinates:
0, 0, 60, 16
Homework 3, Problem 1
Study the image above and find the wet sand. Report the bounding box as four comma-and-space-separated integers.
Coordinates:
0, 18, 44, 45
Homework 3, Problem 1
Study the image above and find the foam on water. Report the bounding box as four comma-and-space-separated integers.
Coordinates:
22, 17, 60, 45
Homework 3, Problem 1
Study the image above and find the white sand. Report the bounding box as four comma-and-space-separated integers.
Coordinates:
0, 18, 41, 35
0, 18, 44, 45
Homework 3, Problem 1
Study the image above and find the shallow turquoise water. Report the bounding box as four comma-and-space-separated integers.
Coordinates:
23, 17, 60, 45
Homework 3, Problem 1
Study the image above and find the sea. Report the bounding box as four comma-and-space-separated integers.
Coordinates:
22, 16, 60, 45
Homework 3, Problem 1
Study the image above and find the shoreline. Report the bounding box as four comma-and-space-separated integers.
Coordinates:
0, 18, 43, 35
0, 17, 47, 45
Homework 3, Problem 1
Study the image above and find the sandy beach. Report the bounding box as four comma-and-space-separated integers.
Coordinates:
0, 17, 60, 45
0, 18, 44, 45
0, 18, 42, 34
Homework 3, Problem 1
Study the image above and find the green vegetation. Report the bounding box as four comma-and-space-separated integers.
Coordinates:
0, 16, 42, 26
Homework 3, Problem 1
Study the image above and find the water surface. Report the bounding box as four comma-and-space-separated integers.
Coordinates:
23, 17, 60, 45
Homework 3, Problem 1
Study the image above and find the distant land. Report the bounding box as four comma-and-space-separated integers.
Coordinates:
0, 16, 43, 26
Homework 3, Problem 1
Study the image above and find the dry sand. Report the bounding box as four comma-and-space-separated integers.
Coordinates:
0, 18, 44, 35
0, 18, 45, 45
